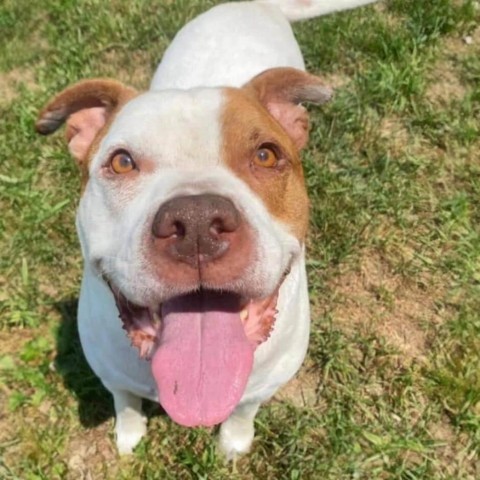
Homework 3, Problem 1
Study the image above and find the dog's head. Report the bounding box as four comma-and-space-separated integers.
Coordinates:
37, 68, 331, 427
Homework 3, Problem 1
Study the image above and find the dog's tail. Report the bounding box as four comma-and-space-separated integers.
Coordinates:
256, 0, 378, 21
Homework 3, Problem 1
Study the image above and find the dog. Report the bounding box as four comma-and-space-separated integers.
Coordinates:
36, 0, 377, 459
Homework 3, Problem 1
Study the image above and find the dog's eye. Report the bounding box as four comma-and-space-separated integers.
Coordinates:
110, 151, 136, 174
254, 147, 278, 168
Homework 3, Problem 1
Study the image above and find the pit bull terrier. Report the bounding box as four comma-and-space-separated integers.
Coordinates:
36, 0, 377, 459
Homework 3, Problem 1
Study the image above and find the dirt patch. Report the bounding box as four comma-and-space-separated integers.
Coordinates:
66, 424, 118, 480
374, 1, 404, 29
0, 68, 38, 106
275, 362, 324, 408
426, 60, 466, 105
326, 251, 449, 363
378, 115, 412, 157
376, 114, 448, 163
0, 276, 8, 302
426, 26, 480, 105
323, 72, 351, 90
429, 420, 479, 479
0, 326, 41, 356
429, 418, 457, 445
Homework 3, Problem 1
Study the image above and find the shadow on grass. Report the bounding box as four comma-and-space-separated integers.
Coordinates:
54, 298, 114, 427
53, 298, 165, 428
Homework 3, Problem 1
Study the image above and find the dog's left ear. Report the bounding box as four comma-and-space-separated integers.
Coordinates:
244, 67, 332, 150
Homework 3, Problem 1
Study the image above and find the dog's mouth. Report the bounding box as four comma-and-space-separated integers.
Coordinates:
110, 284, 280, 427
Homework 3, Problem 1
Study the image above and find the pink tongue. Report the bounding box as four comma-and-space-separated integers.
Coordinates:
151, 292, 254, 427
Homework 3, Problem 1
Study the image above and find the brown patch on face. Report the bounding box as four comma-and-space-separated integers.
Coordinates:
220, 88, 310, 240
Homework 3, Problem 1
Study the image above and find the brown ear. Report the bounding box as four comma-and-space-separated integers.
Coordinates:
36, 79, 137, 164
244, 67, 332, 150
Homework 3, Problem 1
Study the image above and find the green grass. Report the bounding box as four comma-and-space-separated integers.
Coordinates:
1, 0, 479, 478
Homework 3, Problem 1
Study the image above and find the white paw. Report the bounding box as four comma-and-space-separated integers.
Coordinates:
218, 419, 255, 460
115, 411, 147, 455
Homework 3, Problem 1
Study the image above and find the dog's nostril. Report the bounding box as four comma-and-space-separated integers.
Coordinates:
173, 221, 186, 239
153, 211, 183, 239
210, 210, 240, 236
210, 218, 225, 236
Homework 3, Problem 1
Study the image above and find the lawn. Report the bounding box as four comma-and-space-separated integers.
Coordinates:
0, 0, 479, 478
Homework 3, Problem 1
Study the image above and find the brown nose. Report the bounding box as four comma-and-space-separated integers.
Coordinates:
152, 194, 241, 266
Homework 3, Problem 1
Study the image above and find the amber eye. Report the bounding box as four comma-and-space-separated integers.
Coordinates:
110, 151, 136, 174
254, 147, 278, 168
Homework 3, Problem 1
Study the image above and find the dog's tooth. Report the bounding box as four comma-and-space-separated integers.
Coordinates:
153, 311, 162, 324
240, 308, 249, 322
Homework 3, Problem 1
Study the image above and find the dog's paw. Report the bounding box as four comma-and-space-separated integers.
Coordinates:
218, 418, 255, 460
115, 411, 147, 455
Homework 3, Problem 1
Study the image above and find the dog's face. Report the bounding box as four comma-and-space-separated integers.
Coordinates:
37, 68, 331, 427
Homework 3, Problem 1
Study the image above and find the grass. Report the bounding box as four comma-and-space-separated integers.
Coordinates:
0, 0, 479, 478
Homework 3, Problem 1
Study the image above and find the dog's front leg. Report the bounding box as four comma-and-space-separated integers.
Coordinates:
219, 401, 261, 459
111, 389, 147, 455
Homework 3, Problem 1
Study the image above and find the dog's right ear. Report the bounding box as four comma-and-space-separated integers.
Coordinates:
36, 79, 137, 165
243, 67, 332, 150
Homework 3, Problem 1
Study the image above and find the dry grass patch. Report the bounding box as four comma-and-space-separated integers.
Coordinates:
378, 115, 411, 157
0, 326, 43, 356
327, 250, 449, 363
322, 72, 351, 90
376, 113, 451, 165
426, 60, 467, 105
428, 418, 462, 475
0, 68, 38, 106
66, 425, 118, 480
275, 362, 324, 408
426, 25, 480, 105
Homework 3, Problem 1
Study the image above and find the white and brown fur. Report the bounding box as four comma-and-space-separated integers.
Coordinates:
37, 0, 377, 459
